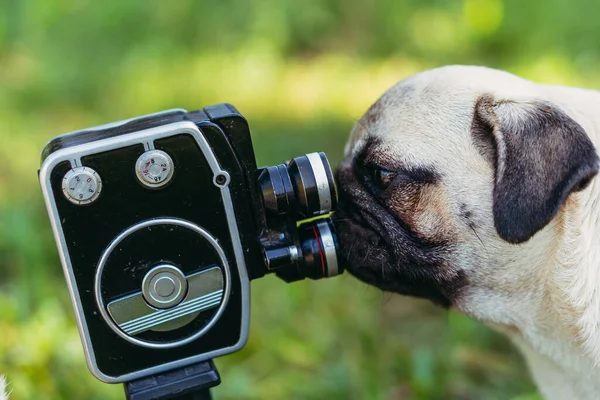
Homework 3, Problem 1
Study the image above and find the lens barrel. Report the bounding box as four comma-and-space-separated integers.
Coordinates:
259, 152, 342, 282
263, 218, 343, 282
297, 218, 341, 280
259, 152, 337, 219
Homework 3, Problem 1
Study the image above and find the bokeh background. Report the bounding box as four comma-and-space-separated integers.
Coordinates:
1, 0, 599, 398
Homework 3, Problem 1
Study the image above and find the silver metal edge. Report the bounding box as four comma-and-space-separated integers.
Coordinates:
306, 152, 332, 214
94, 218, 232, 349
316, 220, 338, 277
41, 108, 187, 152
39, 120, 251, 383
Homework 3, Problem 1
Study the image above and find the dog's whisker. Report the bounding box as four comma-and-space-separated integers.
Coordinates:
362, 246, 373, 265
468, 224, 490, 264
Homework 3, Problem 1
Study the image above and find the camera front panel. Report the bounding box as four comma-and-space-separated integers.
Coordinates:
39, 121, 250, 382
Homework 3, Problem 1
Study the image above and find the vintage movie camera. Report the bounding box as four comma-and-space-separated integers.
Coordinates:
38, 104, 342, 397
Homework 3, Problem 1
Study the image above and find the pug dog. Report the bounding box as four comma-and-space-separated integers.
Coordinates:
333, 65, 600, 400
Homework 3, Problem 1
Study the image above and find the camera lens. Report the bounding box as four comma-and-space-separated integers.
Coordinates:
264, 218, 343, 282
259, 152, 337, 218
297, 218, 342, 279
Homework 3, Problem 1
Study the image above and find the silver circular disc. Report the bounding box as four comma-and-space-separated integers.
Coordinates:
135, 150, 174, 188
142, 265, 188, 309
61, 166, 103, 205
94, 218, 232, 349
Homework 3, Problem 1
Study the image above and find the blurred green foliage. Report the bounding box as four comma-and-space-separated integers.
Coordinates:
0, 0, 598, 398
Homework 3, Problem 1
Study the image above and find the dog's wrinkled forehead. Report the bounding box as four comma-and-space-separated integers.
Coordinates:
345, 66, 536, 165
347, 82, 471, 168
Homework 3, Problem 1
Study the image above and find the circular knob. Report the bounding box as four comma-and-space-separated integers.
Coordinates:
142, 265, 188, 309
62, 166, 102, 205
135, 150, 174, 188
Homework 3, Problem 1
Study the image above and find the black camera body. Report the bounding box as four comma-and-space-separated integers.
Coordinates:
38, 104, 341, 384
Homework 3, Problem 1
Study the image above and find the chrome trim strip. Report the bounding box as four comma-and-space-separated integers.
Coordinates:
126, 300, 221, 335
306, 152, 332, 214
39, 120, 251, 383
121, 291, 223, 335
120, 292, 222, 332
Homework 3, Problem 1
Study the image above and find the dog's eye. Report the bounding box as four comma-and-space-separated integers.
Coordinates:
372, 168, 397, 189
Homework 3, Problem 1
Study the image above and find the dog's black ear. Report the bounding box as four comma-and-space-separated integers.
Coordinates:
472, 94, 599, 244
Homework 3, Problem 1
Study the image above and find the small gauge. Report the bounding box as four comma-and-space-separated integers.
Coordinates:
62, 167, 103, 205
135, 150, 174, 188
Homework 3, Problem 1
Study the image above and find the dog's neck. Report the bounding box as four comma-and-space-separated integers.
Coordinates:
461, 177, 600, 399
515, 177, 600, 400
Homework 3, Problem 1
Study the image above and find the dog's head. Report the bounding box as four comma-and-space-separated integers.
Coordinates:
334, 66, 599, 324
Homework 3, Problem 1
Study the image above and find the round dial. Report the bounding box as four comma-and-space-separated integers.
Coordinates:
62, 166, 102, 205
142, 264, 188, 309
135, 150, 174, 188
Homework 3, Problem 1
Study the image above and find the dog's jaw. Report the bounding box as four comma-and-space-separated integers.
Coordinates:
333, 152, 468, 307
